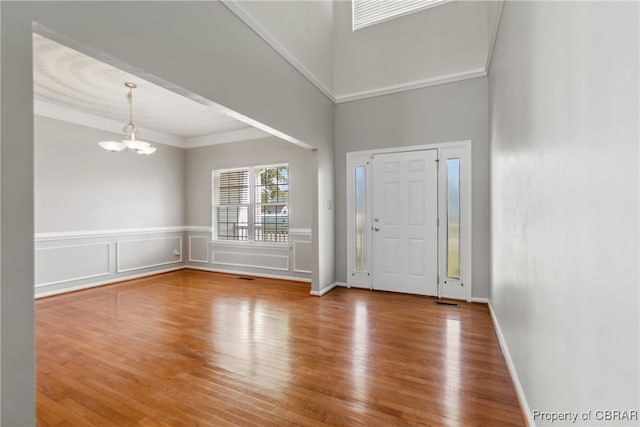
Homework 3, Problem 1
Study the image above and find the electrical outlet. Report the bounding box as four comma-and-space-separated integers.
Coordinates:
327, 200, 333, 210
173, 249, 180, 256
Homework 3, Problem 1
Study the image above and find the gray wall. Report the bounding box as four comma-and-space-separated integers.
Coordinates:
489, 1, 639, 424
34, 116, 186, 298
185, 137, 312, 229
335, 77, 490, 299
333, 0, 487, 98
35, 116, 185, 232
232, 1, 334, 93
1, 2, 335, 424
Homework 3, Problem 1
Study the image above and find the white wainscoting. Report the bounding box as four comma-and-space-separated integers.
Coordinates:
293, 241, 312, 273
35, 242, 112, 287
212, 250, 289, 271
35, 228, 186, 297
185, 227, 312, 281
116, 236, 183, 273
34, 227, 313, 297
188, 235, 209, 263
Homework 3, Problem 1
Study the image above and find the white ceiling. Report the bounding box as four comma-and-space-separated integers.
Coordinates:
33, 33, 270, 147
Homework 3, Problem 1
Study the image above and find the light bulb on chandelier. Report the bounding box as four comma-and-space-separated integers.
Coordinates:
98, 82, 156, 156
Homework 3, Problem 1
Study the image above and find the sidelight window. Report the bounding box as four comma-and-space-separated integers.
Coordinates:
446, 158, 460, 279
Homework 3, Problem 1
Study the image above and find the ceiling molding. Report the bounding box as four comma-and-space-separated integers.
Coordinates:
34, 98, 185, 147
222, 0, 336, 102
183, 128, 272, 149
485, 0, 505, 73
334, 68, 487, 104
35, 3, 504, 141
223, 1, 501, 105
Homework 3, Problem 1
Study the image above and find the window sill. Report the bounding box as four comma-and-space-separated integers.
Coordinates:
210, 240, 291, 250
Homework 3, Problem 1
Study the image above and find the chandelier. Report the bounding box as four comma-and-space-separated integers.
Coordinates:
98, 82, 156, 156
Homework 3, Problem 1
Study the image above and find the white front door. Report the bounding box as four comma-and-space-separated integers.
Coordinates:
371, 150, 438, 296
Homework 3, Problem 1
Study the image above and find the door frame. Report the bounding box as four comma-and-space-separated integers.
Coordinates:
346, 140, 472, 301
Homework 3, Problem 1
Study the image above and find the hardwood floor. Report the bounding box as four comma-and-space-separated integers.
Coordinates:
36, 270, 524, 426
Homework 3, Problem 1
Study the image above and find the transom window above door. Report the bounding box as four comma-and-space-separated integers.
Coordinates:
212, 164, 289, 243
352, 0, 453, 31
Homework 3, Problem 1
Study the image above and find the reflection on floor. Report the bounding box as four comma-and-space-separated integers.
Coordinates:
36, 269, 524, 426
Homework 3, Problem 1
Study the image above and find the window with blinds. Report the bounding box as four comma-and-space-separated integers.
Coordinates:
212, 164, 289, 243
352, 0, 452, 31
213, 168, 250, 241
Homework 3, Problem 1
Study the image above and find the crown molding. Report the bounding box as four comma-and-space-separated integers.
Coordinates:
34, 98, 185, 147
334, 68, 487, 104
222, 0, 336, 102
223, 0, 510, 105
486, 0, 505, 73
223, 1, 502, 105
183, 128, 272, 148
36, 3, 505, 141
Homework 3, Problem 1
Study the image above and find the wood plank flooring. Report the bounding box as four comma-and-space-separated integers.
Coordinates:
36, 270, 524, 426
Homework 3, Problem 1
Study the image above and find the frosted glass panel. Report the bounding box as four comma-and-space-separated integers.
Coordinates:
355, 167, 367, 272
447, 159, 460, 279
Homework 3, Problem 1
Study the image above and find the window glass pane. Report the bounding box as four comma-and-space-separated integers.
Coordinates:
355, 166, 366, 272
255, 166, 289, 204
447, 158, 460, 279
254, 165, 289, 242
254, 204, 288, 242
216, 206, 248, 240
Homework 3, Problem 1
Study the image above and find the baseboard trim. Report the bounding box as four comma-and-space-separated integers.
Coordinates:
35, 266, 185, 299
309, 282, 338, 296
488, 301, 534, 426
185, 265, 311, 283
36, 265, 313, 299
471, 297, 489, 303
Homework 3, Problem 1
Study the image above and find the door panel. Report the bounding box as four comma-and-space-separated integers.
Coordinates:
372, 150, 438, 296
408, 238, 426, 275
383, 238, 399, 274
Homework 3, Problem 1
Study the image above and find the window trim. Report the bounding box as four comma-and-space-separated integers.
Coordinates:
212, 163, 290, 245
346, 154, 373, 288
437, 144, 471, 301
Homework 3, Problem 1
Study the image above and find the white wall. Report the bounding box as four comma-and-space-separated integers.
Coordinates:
226, 0, 334, 95
334, 0, 488, 99
335, 77, 490, 299
489, 2, 639, 424
35, 116, 185, 232
1, 2, 335, 424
